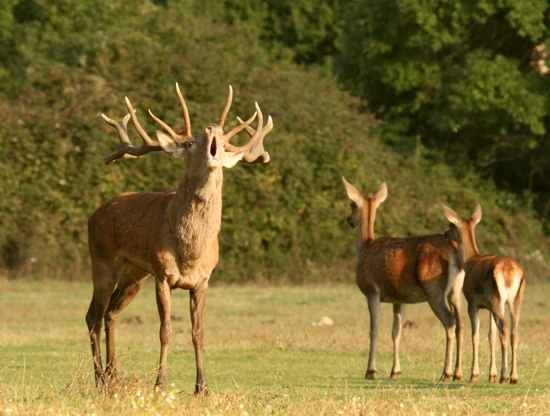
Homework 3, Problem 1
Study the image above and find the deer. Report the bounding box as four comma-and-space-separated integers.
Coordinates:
85, 84, 273, 395
342, 178, 464, 381
441, 203, 526, 384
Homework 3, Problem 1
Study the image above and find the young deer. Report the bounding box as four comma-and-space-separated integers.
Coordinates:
441, 204, 526, 384
86, 84, 272, 395
343, 178, 464, 381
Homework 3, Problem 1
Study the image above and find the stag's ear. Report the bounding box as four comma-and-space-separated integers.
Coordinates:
156, 131, 184, 158
223, 151, 244, 168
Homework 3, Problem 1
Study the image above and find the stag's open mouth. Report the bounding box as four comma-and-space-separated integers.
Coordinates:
207, 136, 221, 168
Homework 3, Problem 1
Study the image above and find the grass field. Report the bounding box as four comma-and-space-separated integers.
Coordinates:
0, 278, 549, 415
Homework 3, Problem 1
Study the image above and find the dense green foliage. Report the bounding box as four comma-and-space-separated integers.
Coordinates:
337, 0, 550, 224
1, 0, 549, 282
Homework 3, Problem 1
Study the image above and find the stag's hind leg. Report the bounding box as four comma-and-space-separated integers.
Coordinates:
85, 262, 117, 387
104, 270, 149, 380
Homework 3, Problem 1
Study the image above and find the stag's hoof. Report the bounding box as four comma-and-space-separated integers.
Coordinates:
154, 383, 166, 393
194, 384, 209, 396
365, 370, 376, 380
453, 373, 463, 381
510, 378, 518, 385
488, 375, 497, 383
499, 377, 509, 384
469, 374, 479, 383
95, 372, 108, 388
390, 371, 401, 379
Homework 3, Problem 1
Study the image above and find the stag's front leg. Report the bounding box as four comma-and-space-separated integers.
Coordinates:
155, 279, 172, 392
190, 283, 209, 395
390, 304, 404, 378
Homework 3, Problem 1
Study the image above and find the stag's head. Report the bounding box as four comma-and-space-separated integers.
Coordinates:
101, 84, 273, 177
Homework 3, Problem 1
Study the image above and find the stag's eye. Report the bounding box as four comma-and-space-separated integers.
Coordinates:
186, 140, 196, 149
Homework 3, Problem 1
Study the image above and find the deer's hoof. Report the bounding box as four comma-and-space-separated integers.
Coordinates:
499, 377, 509, 384
365, 370, 376, 380
488, 375, 497, 383
390, 371, 401, 379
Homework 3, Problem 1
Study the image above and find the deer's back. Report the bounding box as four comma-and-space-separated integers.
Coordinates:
356, 234, 456, 303
464, 255, 524, 306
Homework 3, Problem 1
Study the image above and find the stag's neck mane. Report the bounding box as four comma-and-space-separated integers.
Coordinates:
169, 169, 224, 261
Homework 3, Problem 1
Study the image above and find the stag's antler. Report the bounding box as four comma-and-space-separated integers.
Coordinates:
102, 85, 271, 165
101, 97, 163, 165
228, 104, 272, 164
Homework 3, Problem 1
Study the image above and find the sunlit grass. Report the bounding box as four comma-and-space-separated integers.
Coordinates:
1, 279, 549, 414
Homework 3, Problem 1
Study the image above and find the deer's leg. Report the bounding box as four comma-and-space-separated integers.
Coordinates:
85, 266, 117, 388
490, 307, 509, 384
365, 292, 381, 379
426, 296, 455, 381
104, 273, 149, 380
154, 279, 172, 392
390, 303, 405, 379
190, 283, 209, 395
448, 289, 464, 381
509, 279, 525, 384
468, 303, 481, 383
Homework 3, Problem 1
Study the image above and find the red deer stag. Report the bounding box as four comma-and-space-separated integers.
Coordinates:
86, 84, 272, 395
343, 178, 464, 381
441, 204, 525, 383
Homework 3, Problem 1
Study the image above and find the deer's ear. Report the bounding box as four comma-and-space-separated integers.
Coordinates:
471, 204, 482, 225
223, 151, 244, 168
374, 182, 388, 204
342, 177, 364, 207
441, 203, 462, 227
156, 131, 184, 158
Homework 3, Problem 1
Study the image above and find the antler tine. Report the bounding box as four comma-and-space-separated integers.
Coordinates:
223, 111, 257, 142
100, 97, 162, 165
176, 82, 192, 138
225, 102, 272, 164
148, 109, 180, 139
219, 85, 233, 128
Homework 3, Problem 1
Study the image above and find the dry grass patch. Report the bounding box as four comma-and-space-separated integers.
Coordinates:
0, 279, 549, 414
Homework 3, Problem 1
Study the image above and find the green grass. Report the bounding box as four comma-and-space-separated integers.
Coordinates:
0, 279, 549, 415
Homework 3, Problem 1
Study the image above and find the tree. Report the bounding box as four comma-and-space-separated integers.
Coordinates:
337, 0, 550, 222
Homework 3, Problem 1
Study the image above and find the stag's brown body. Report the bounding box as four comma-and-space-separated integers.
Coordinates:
86, 85, 272, 395
442, 204, 525, 384
343, 178, 464, 381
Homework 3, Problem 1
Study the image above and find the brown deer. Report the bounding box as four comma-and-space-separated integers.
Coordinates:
343, 178, 464, 381
441, 204, 526, 384
85, 84, 272, 395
